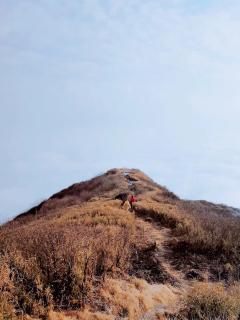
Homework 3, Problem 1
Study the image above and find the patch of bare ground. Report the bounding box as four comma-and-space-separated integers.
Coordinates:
131, 216, 185, 286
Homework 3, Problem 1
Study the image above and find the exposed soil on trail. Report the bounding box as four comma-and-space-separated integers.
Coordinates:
122, 170, 187, 288
133, 215, 187, 287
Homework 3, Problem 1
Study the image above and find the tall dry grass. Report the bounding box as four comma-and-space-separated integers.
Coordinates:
183, 282, 240, 320
0, 203, 135, 318
46, 277, 178, 320
134, 198, 240, 280
180, 201, 240, 257
2, 168, 240, 318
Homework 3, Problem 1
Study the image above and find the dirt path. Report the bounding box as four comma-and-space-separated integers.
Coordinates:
133, 215, 189, 319
122, 171, 187, 287
121, 172, 189, 318
135, 215, 188, 287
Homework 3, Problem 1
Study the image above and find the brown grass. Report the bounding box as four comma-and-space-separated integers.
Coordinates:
100, 277, 178, 320
48, 309, 114, 320
134, 197, 240, 281
182, 282, 240, 320
2, 168, 240, 318
0, 202, 135, 318
179, 201, 240, 258
46, 277, 178, 320
15, 170, 130, 222
134, 200, 184, 230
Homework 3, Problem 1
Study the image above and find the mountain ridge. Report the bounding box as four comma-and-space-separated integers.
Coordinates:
14, 168, 240, 222
2, 168, 240, 319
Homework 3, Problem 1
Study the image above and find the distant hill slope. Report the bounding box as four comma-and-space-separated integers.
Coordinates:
2, 168, 240, 319
15, 168, 240, 222
14, 168, 178, 221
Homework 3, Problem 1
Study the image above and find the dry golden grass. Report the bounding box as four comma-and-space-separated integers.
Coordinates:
46, 277, 178, 320
183, 282, 240, 320
134, 200, 186, 230
135, 197, 240, 281
2, 168, 240, 319
100, 277, 178, 319
0, 201, 135, 318
181, 203, 240, 258
48, 309, 114, 320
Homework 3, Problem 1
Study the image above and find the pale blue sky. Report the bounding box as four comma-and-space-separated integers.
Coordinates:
1, 0, 240, 222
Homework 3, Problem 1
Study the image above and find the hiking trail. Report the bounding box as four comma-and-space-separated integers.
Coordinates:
135, 215, 187, 286
123, 170, 187, 287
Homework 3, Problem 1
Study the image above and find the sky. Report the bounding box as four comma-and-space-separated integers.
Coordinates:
1, 0, 240, 223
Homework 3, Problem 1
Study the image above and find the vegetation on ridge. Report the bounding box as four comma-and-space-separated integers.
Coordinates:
1, 168, 240, 319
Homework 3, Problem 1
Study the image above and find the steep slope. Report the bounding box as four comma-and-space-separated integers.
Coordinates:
1, 168, 240, 319
14, 169, 169, 220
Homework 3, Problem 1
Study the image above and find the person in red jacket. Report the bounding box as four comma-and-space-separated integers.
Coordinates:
129, 194, 137, 211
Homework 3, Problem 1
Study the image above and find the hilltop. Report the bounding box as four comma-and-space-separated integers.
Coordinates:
15, 168, 178, 221
1, 168, 240, 320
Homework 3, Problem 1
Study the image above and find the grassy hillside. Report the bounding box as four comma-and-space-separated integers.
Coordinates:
1, 168, 240, 319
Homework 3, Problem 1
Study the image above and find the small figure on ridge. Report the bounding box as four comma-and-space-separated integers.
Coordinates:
129, 194, 137, 211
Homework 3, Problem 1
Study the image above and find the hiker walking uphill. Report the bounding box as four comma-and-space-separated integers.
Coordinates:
114, 193, 137, 211
122, 199, 131, 211
129, 194, 137, 211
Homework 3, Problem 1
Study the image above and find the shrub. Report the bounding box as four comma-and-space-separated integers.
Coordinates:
0, 203, 135, 318
134, 198, 240, 281
134, 201, 184, 230
184, 282, 240, 320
